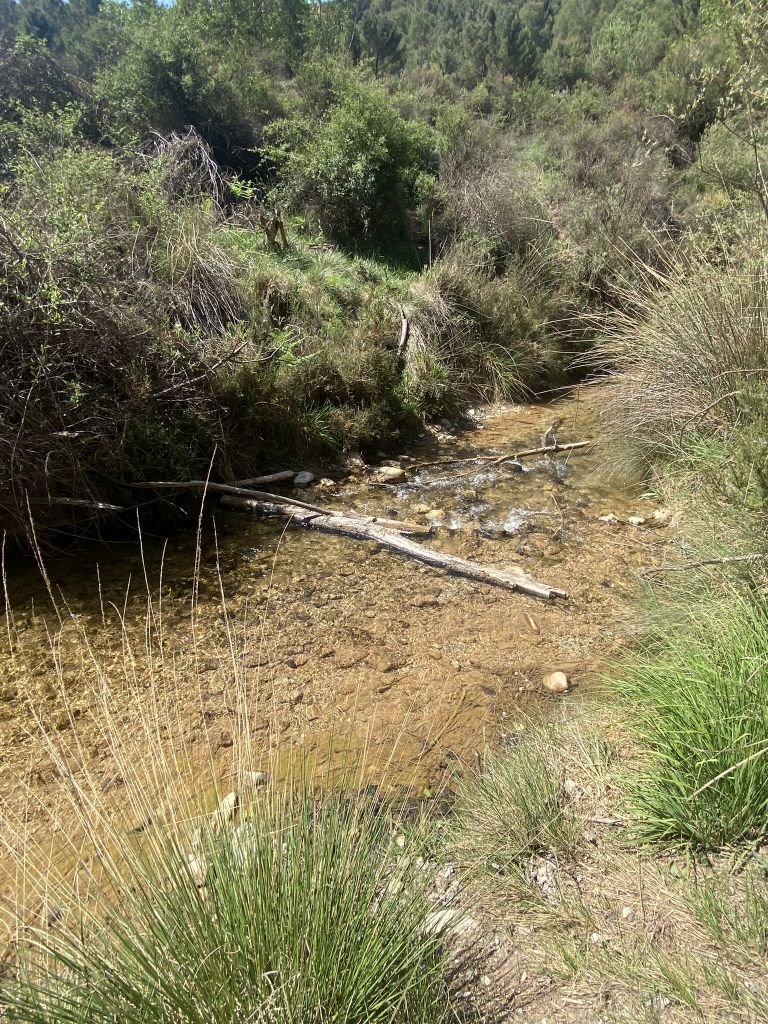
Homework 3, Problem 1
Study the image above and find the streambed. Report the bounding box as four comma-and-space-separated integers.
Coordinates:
0, 388, 669, 908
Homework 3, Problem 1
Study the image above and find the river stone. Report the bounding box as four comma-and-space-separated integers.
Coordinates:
213, 791, 239, 832
541, 671, 570, 694
187, 853, 207, 888
413, 503, 431, 515
372, 465, 406, 484
293, 471, 314, 487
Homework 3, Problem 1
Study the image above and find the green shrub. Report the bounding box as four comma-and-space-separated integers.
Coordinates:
616, 594, 768, 848
267, 64, 435, 243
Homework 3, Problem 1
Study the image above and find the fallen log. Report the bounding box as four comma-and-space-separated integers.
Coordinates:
126, 480, 429, 535
232, 471, 295, 486
221, 497, 568, 600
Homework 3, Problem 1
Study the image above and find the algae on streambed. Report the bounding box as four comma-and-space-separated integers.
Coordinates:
0, 388, 671, 910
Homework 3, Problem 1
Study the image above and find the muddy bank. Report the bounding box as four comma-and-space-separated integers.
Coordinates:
0, 389, 671, 905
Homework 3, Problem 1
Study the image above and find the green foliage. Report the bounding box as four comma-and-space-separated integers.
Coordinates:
1, 792, 456, 1023
268, 64, 434, 242
615, 594, 768, 848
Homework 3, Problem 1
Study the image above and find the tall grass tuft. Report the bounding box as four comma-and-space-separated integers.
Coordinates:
452, 726, 581, 876
596, 242, 768, 478
1, 790, 455, 1023
615, 592, 768, 848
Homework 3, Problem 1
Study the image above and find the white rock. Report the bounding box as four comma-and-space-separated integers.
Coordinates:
394, 834, 406, 848
371, 465, 406, 484
243, 770, 269, 789
621, 906, 636, 921
318, 478, 336, 489
293, 471, 314, 487
627, 515, 646, 527
187, 853, 207, 887
652, 508, 672, 526
541, 671, 570, 694
424, 908, 478, 937
599, 513, 620, 524
213, 791, 238, 832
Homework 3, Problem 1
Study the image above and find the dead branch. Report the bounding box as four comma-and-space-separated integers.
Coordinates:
414, 440, 594, 473
258, 207, 288, 248
643, 553, 767, 576
222, 497, 568, 600
397, 304, 409, 357
232, 471, 295, 486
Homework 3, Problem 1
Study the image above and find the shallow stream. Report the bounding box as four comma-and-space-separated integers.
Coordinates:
0, 388, 669, 902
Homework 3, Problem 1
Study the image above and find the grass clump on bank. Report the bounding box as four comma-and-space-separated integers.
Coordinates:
2, 790, 456, 1024
453, 727, 582, 877
615, 594, 768, 848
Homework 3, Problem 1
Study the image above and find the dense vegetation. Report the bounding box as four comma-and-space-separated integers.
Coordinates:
3, 0, 768, 1018
2, 0, 763, 540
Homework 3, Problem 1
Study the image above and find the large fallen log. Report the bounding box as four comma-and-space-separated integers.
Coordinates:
221, 497, 568, 600
126, 479, 429, 535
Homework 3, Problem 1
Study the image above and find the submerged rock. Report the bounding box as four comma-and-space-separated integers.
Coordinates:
371, 465, 406, 484
293, 471, 314, 487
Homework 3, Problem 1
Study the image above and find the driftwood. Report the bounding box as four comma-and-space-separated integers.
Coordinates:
414, 440, 594, 474
127, 479, 429, 535
222, 497, 568, 600
232, 471, 295, 486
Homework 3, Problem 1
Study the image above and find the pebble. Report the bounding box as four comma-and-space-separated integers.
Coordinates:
293, 471, 314, 486
412, 596, 439, 609
627, 515, 646, 526
318, 478, 336, 488
413, 503, 431, 515
426, 509, 445, 519
652, 507, 672, 526
541, 671, 570, 694
598, 513, 619, 524
621, 906, 636, 921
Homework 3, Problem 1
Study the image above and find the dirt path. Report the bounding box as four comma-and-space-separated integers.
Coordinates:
0, 387, 673, 932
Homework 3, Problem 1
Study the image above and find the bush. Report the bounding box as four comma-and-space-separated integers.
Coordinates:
616, 594, 768, 848
596, 243, 768, 518
268, 64, 435, 243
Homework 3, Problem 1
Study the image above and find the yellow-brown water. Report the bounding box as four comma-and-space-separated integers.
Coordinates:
0, 389, 669, 918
